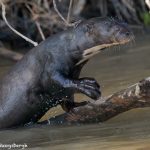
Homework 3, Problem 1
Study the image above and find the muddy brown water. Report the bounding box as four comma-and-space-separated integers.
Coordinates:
0, 34, 150, 150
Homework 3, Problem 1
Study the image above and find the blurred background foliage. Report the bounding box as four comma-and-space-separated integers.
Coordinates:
142, 12, 150, 25
0, 0, 150, 50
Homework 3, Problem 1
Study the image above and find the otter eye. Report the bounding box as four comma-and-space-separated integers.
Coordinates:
115, 27, 120, 32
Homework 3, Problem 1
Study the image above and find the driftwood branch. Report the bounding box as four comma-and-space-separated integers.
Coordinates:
53, 0, 71, 26
145, 0, 150, 10
67, 0, 73, 23
53, 0, 80, 27
0, 1, 38, 46
42, 77, 150, 125
25, 4, 46, 41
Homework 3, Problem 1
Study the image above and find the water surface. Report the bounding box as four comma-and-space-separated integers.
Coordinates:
0, 34, 150, 150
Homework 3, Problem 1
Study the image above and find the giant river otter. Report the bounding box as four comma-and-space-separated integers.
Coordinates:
0, 17, 133, 128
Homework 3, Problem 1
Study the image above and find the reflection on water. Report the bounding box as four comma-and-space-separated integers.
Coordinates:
0, 34, 150, 149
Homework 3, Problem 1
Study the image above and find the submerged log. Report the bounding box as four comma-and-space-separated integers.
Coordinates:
42, 77, 150, 125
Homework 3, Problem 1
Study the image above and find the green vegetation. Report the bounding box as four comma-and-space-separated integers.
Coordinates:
142, 12, 150, 26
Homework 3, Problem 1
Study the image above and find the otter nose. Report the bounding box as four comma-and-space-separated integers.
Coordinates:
125, 32, 130, 36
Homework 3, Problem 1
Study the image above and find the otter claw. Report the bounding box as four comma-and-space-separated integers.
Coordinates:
74, 77, 101, 100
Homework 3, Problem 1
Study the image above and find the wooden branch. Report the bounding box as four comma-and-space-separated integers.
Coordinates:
67, 0, 73, 23
0, 1, 38, 46
72, 0, 86, 16
53, 0, 71, 26
53, 0, 80, 27
42, 77, 150, 125
25, 4, 46, 41
0, 47, 23, 61
145, 0, 150, 10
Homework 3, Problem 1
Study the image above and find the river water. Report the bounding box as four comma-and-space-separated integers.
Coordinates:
0, 34, 150, 150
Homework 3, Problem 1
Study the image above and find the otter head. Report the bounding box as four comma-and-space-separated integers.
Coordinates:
96, 18, 133, 44
76, 17, 134, 65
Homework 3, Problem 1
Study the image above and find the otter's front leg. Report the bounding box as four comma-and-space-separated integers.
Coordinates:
60, 95, 88, 112
52, 73, 101, 100
61, 100, 88, 112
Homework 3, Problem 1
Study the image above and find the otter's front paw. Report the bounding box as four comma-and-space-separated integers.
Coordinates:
74, 77, 101, 100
